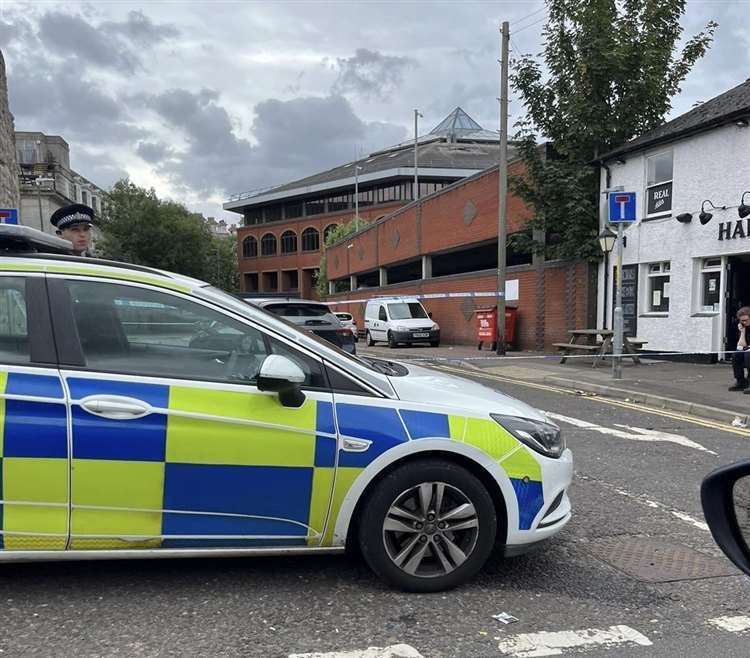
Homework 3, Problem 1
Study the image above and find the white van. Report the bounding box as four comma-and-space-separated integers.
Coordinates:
364, 296, 440, 348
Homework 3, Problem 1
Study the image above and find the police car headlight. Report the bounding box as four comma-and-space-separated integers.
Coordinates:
491, 414, 565, 458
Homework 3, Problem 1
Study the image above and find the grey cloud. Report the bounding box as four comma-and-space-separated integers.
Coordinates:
38, 11, 141, 73
136, 141, 174, 163
101, 10, 180, 47
8, 56, 147, 144
69, 147, 128, 190
332, 48, 416, 100
146, 90, 406, 197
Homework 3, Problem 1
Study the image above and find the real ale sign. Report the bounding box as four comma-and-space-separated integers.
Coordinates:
0, 208, 18, 224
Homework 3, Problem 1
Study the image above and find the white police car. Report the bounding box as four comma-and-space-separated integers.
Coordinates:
0, 226, 572, 591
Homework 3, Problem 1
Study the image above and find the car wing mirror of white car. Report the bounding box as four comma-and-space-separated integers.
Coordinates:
701, 459, 750, 577
257, 354, 306, 408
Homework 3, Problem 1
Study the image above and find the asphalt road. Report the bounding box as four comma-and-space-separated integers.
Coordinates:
2, 361, 750, 657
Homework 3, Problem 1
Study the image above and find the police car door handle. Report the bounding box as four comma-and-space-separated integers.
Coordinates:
79, 395, 153, 420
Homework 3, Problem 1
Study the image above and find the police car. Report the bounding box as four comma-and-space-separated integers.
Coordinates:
0, 226, 573, 592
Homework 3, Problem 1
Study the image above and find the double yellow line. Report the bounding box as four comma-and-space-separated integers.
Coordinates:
430, 363, 750, 438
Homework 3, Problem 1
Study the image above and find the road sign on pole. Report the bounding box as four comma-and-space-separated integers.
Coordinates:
0, 209, 18, 225
608, 192, 636, 223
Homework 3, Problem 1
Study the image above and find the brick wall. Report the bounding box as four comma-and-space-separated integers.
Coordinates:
0, 51, 20, 210
327, 260, 592, 350
237, 202, 403, 284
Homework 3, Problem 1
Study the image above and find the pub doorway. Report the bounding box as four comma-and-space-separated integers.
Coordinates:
725, 255, 750, 355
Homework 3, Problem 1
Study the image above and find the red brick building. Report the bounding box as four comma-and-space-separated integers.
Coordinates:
324, 162, 596, 350
225, 108, 501, 297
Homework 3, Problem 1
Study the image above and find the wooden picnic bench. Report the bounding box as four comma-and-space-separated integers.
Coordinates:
553, 329, 648, 368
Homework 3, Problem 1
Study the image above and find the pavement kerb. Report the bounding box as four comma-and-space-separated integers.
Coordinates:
539, 375, 750, 428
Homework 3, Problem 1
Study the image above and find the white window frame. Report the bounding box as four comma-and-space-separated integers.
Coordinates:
645, 150, 673, 218
645, 261, 671, 314
695, 257, 722, 314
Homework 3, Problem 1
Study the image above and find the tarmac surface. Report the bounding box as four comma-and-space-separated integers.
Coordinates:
2, 349, 749, 657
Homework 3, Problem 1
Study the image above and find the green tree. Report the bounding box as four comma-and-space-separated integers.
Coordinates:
511, 0, 717, 260
100, 180, 238, 291
315, 218, 365, 297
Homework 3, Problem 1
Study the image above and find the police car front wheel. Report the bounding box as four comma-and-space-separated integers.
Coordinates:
358, 459, 496, 592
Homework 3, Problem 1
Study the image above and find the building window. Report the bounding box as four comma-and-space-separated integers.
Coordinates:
261, 233, 277, 256
242, 236, 258, 258
699, 258, 721, 313
281, 230, 297, 254
285, 202, 303, 219
301, 227, 320, 252
647, 261, 670, 312
646, 151, 673, 217
245, 209, 263, 225
265, 205, 283, 222
81, 190, 89, 206
305, 198, 325, 215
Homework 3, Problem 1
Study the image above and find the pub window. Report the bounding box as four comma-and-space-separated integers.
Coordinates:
647, 261, 670, 313
261, 233, 277, 256
242, 236, 258, 258
645, 151, 673, 217
301, 227, 320, 252
700, 257, 722, 313
280, 230, 297, 254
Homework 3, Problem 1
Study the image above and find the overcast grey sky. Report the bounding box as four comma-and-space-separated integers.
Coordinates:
1, 1, 747, 222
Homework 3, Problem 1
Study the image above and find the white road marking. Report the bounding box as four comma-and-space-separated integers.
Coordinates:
578, 475, 710, 532
707, 615, 750, 632
496, 624, 652, 657
288, 645, 424, 658
547, 412, 716, 454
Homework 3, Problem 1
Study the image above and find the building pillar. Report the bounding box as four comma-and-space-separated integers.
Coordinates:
421, 254, 432, 279
328, 281, 335, 296
350, 274, 358, 291
379, 267, 388, 287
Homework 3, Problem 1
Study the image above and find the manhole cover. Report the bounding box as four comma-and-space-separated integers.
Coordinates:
585, 537, 739, 582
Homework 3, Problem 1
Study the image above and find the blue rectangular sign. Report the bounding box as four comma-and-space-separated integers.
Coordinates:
0, 208, 18, 224
608, 192, 636, 223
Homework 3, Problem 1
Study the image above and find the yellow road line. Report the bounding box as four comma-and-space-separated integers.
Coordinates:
430, 364, 750, 438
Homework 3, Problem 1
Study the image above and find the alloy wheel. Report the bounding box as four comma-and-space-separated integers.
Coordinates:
382, 481, 479, 578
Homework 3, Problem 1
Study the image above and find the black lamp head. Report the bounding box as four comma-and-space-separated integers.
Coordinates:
676, 213, 692, 223
699, 199, 721, 225
740, 192, 750, 219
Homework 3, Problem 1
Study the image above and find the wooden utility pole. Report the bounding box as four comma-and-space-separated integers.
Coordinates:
496, 21, 509, 355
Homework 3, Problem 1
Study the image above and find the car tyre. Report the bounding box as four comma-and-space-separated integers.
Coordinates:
430, 340, 440, 347
388, 331, 398, 348
358, 459, 497, 592
366, 331, 375, 346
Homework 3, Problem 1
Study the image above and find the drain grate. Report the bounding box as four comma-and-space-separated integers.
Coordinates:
585, 536, 739, 582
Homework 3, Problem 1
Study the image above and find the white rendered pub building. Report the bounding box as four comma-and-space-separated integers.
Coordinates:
597, 78, 750, 361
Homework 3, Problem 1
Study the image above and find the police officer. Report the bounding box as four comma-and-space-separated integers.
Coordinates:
50, 203, 94, 256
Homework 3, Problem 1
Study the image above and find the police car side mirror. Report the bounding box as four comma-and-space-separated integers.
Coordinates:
257, 355, 306, 408
701, 459, 750, 576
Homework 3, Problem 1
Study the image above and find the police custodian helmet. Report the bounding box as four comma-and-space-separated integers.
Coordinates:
50, 203, 94, 230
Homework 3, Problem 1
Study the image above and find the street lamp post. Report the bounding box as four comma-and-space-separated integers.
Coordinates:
354, 157, 362, 231
598, 226, 617, 330
414, 109, 422, 200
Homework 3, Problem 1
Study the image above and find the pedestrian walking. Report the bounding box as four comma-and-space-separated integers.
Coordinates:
50, 203, 94, 256
728, 306, 750, 393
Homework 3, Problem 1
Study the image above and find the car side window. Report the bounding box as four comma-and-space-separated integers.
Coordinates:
378, 306, 387, 321
0, 277, 29, 365
65, 280, 294, 385
268, 336, 326, 389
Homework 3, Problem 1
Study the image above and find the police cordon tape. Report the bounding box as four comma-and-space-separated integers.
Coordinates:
356, 349, 746, 362
324, 291, 506, 306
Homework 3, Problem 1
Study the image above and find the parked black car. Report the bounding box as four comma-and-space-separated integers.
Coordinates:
246, 298, 357, 354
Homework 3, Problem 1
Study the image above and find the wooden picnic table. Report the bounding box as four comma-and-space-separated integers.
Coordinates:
552, 329, 648, 368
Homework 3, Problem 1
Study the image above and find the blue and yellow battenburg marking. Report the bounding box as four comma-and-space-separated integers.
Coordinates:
1, 372, 546, 552
0, 371, 68, 550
